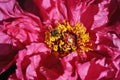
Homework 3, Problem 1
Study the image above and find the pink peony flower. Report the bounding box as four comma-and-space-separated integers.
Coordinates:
0, 0, 120, 80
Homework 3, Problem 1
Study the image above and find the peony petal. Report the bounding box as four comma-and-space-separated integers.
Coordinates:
26, 55, 40, 80
0, 44, 17, 74
9, 43, 50, 79
66, 0, 83, 24
85, 59, 108, 80
77, 62, 90, 80
108, 0, 120, 24
91, 0, 111, 30
0, 32, 18, 74
0, 0, 23, 21
33, 0, 68, 26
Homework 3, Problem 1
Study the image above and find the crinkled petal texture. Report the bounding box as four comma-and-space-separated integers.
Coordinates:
0, 0, 44, 74
92, 23, 120, 79
0, 0, 23, 21
2, 14, 42, 48
8, 22, 120, 80
0, 0, 119, 80
32, 0, 111, 29
8, 42, 120, 80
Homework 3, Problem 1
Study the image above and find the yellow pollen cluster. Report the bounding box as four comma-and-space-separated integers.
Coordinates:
45, 21, 92, 57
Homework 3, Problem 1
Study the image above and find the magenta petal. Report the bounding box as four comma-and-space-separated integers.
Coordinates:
0, 1, 43, 74
0, 0, 23, 20
1, 13, 43, 49
77, 62, 90, 80
0, 32, 17, 74
65, 0, 84, 24
91, 0, 111, 30
33, 0, 67, 25
85, 59, 107, 80
0, 44, 17, 74
57, 52, 78, 80
108, 0, 120, 24
81, 0, 111, 29
9, 43, 50, 80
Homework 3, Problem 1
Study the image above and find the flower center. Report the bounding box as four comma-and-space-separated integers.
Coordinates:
45, 21, 92, 57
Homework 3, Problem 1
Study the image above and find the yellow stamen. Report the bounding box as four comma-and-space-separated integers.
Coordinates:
53, 45, 58, 51
45, 21, 92, 57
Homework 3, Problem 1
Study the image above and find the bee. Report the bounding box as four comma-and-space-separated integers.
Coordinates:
51, 30, 60, 37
